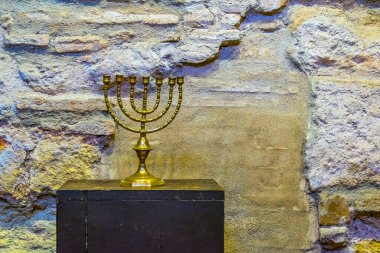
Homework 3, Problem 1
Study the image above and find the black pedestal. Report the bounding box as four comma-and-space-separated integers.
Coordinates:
57, 179, 224, 253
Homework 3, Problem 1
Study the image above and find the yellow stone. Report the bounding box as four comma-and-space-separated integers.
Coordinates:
0, 138, 7, 152
355, 240, 380, 253
320, 194, 350, 225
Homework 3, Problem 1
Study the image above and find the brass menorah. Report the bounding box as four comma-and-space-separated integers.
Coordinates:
102, 75, 184, 187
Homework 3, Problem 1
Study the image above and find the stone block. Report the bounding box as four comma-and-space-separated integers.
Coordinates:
306, 77, 380, 190
88, 43, 167, 77
79, 12, 179, 25
143, 14, 180, 25
255, 20, 283, 32
354, 191, 380, 215
0, 102, 14, 121
28, 137, 101, 193
16, 110, 115, 136
4, 34, 50, 47
220, 13, 242, 29
255, 0, 288, 14
179, 29, 241, 63
184, 4, 214, 28
354, 240, 380, 253
0, 221, 55, 252
16, 94, 108, 112
179, 43, 220, 64
107, 30, 135, 43
19, 10, 179, 26
220, 0, 289, 14
292, 6, 380, 76
219, 0, 250, 13
160, 33, 181, 43
187, 29, 241, 45
1, 14, 13, 32
67, 118, 115, 136
319, 194, 350, 226
52, 36, 108, 53
225, 207, 314, 252
295, 17, 360, 75
0, 134, 28, 197
320, 226, 348, 250
200, 65, 304, 95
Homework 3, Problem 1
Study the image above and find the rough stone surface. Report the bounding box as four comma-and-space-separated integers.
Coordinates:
17, 58, 94, 95
0, 221, 55, 253
4, 34, 50, 47
295, 18, 362, 75
79, 13, 180, 25
89, 42, 173, 77
220, 13, 241, 29
292, 6, 380, 76
256, 0, 288, 14
354, 192, 380, 214
27, 137, 101, 194
319, 194, 350, 226
354, 240, 380, 253
0, 53, 24, 94
16, 94, 109, 112
0, 0, 379, 252
0, 103, 14, 121
53, 36, 108, 53
292, 5, 380, 252
67, 118, 115, 136
306, 78, 380, 190
1, 15, 13, 33
0, 136, 27, 196
320, 226, 348, 250
184, 4, 214, 28
218, 0, 288, 14
351, 216, 380, 242
16, 10, 180, 26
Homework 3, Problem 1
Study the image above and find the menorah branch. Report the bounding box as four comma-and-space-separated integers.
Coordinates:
129, 77, 163, 115
104, 87, 140, 133
116, 83, 175, 123
147, 85, 183, 133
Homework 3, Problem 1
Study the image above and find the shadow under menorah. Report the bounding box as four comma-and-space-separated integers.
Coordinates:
102, 75, 184, 187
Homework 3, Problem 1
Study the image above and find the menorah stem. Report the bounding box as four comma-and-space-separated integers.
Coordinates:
140, 77, 149, 132
142, 78, 149, 112
134, 133, 151, 174
119, 132, 165, 187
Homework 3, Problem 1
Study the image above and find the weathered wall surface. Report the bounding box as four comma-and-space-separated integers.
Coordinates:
292, 4, 380, 252
0, 0, 379, 252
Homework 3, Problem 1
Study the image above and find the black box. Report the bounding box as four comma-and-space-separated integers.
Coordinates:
57, 179, 224, 253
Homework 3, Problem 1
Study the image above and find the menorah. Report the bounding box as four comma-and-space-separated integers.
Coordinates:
102, 75, 184, 187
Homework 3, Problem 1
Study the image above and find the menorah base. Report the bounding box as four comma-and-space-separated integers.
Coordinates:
120, 174, 165, 187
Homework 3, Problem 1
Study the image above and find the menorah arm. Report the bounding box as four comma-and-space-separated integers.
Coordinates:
129, 85, 147, 115
117, 85, 172, 123
147, 85, 183, 133
117, 84, 150, 123
128, 86, 162, 115
104, 88, 140, 133
146, 87, 161, 114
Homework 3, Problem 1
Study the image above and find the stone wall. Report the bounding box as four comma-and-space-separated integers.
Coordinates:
0, 0, 379, 252
296, 3, 380, 252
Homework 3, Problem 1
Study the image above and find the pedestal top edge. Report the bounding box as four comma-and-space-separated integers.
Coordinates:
58, 179, 224, 192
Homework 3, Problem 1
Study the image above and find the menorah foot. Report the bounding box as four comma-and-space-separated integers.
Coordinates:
120, 173, 165, 187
